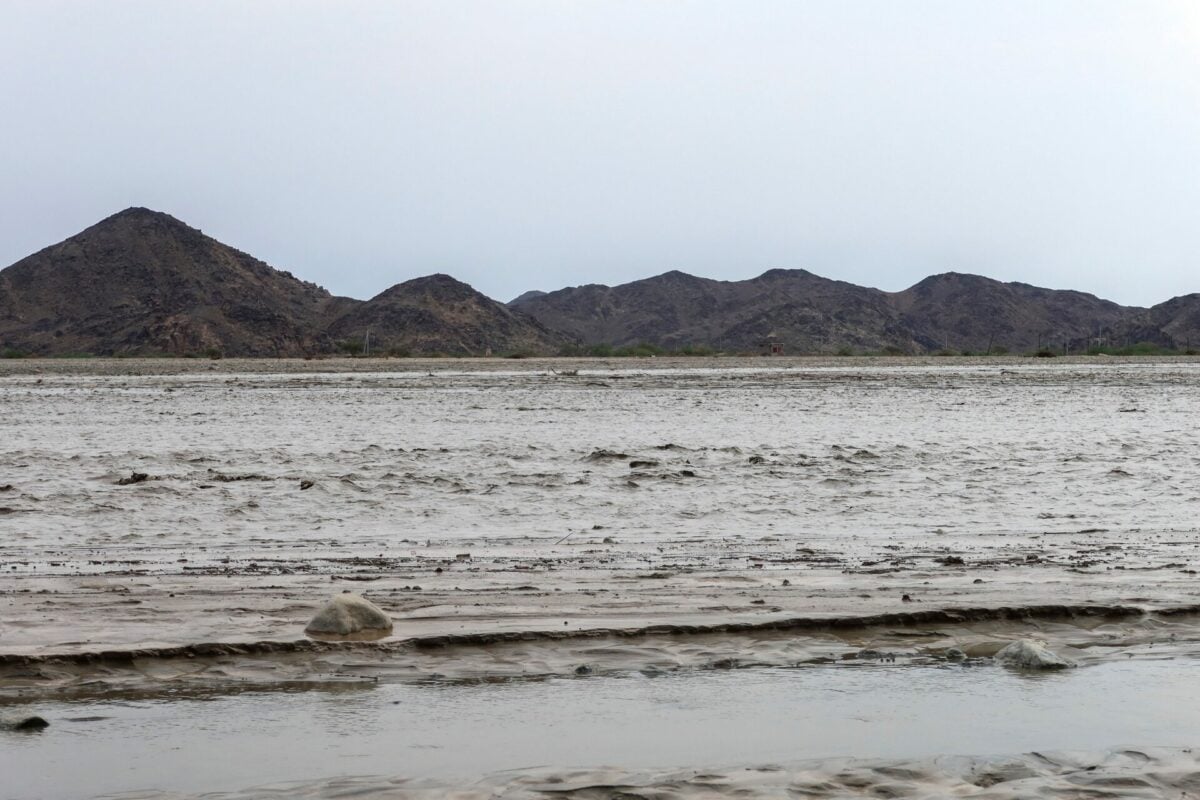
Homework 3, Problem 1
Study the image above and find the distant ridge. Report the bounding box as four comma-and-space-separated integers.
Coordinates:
1, 208, 1196, 356
512, 269, 1191, 354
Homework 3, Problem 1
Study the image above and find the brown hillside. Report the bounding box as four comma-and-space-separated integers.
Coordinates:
891, 272, 1135, 353
510, 269, 925, 353
326, 274, 564, 356
0, 208, 338, 356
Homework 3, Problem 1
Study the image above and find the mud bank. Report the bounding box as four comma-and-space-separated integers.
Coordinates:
239, 748, 1200, 800
5, 605, 1200, 699
129, 749, 1200, 800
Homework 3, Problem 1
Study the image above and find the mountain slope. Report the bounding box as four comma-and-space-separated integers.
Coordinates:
1, 207, 1191, 357
0, 209, 562, 357
892, 272, 1136, 353
1113, 294, 1200, 350
0, 208, 338, 356
326, 274, 564, 356
511, 269, 1180, 354
511, 268, 928, 352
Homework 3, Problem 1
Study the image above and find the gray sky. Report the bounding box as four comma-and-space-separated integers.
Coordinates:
2, 1, 1198, 307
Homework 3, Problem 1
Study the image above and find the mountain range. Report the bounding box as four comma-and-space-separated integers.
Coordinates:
1, 208, 1196, 357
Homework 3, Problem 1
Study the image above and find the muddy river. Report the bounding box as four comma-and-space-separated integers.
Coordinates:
2, 356, 1200, 797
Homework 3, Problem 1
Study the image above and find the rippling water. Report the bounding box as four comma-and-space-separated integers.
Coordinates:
4, 358, 1200, 798
4, 360, 1198, 563
5, 658, 1200, 799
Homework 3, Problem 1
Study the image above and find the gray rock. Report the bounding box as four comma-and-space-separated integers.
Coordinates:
305, 593, 393, 638
1, 715, 49, 731
945, 647, 967, 662
994, 639, 1073, 670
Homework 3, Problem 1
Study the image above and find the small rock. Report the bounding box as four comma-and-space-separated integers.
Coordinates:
305, 593, 393, 638
994, 639, 1073, 670
945, 647, 967, 662
901, 594, 913, 602
299, 480, 314, 490
116, 472, 148, 486
585, 449, 628, 462
1, 715, 49, 731
574, 665, 593, 676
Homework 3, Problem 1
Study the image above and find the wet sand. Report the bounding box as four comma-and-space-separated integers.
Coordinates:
3, 357, 1200, 797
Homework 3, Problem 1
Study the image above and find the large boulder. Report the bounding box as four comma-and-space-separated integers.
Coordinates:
305, 593, 393, 639
994, 639, 1073, 670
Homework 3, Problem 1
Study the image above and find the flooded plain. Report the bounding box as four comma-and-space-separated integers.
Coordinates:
3, 356, 1200, 797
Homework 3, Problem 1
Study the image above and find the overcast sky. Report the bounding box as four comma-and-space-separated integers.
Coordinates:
2, 1, 1198, 306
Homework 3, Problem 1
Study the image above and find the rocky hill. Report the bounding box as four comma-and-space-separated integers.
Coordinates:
0, 208, 338, 356
511, 269, 1178, 354
892, 273, 1135, 353
1, 208, 1194, 356
0, 209, 560, 357
326, 274, 563, 356
1111, 294, 1200, 351
510, 269, 922, 353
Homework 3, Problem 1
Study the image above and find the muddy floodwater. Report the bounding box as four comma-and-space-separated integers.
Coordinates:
6, 659, 1200, 799
3, 356, 1200, 798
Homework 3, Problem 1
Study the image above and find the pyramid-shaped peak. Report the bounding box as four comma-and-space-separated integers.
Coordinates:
97, 206, 190, 226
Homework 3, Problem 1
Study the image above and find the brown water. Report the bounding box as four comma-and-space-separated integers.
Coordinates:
3, 357, 1200, 798
3, 358, 1200, 654
4, 658, 1200, 799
